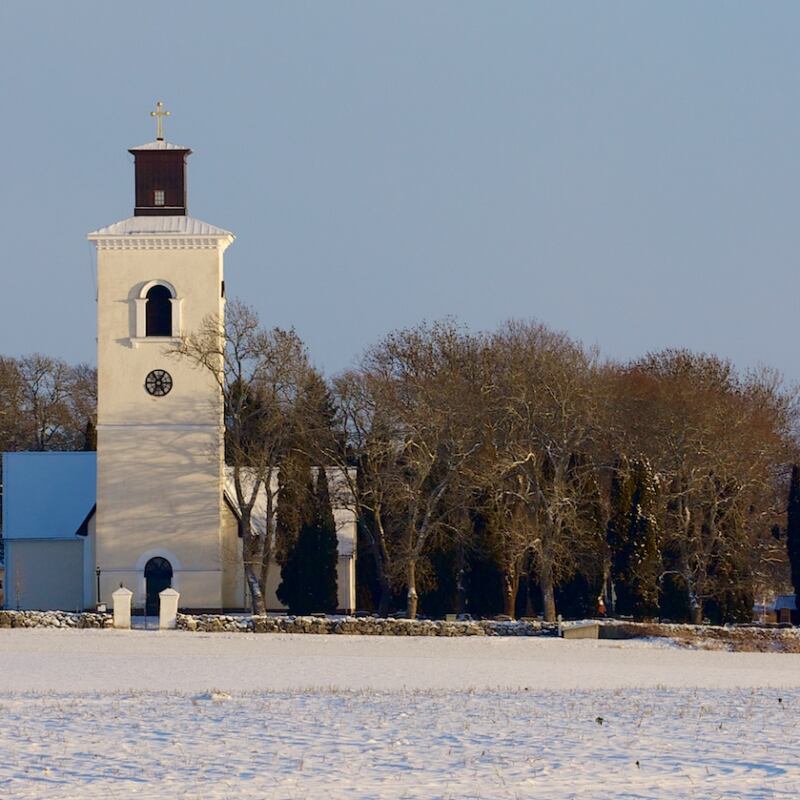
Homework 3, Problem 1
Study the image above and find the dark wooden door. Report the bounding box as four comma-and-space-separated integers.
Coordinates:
144, 557, 173, 616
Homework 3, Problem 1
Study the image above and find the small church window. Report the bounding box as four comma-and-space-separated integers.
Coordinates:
145, 285, 172, 336
154, 189, 165, 206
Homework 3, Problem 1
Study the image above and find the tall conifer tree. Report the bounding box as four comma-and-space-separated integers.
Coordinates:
786, 464, 800, 619
607, 458, 660, 620
310, 466, 339, 612
607, 459, 635, 615
277, 468, 339, 614
83, 419, 97, 451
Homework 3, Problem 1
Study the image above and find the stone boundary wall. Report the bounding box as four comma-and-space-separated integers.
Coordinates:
177, 613, 554, 637
0, 610, 112, 629
1, 610, 798, 651
593, 619, 800, 653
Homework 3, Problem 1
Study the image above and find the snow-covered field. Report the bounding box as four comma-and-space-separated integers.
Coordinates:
2, 631, 800, 798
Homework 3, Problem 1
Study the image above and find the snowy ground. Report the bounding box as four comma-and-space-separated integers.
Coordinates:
2, 631, 800, 798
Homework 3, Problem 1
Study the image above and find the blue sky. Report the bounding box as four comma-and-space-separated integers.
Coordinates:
1, 2, 799, 382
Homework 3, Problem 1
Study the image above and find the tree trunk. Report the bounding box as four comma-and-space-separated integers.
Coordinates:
455, 544, 467, 617
258, 479, 275, 602
241, 511, 267, 616
259, 556, 271, 607
376, 577, 392, 618
371, 513, 393, 617
407, 559, 419, 619
258, 515, 272, 603
690, 594, 703, 625
245, 563, 267, 616
524, 573, 534, 618
540, 569, 556, 622
502, 569, 518, 619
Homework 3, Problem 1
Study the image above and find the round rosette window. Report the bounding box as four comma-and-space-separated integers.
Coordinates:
144, 369, 173, 397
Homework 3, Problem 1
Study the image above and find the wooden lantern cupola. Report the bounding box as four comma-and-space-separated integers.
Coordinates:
129, 102, 191, 217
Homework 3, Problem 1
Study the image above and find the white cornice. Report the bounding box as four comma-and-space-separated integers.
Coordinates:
90, 235, 233, 251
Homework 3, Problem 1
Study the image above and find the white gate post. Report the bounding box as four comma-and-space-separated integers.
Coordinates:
159, 588, 179, 630
112, 586, 133, 629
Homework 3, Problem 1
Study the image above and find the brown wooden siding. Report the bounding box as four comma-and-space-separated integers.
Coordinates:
132, 151, 188, 215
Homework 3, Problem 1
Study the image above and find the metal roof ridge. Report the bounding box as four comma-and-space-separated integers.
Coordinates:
87, 215, 234, 238
128, 140, 191, 151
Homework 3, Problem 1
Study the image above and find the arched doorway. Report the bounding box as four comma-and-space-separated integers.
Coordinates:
144, 557, 173, 616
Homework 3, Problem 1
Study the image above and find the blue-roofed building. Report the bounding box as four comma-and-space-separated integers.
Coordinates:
2, 452, 97, 610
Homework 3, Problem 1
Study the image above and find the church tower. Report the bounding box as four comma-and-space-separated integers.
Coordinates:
88, 104, 234, 612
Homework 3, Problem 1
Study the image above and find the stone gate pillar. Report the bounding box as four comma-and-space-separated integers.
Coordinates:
159, 588, 179, 630
112, 586, 133, 629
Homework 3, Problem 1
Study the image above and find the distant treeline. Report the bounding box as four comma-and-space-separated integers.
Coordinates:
0, 355, 96, 452
176, 303, 800, 622
328, 321, 796, 624
5, 308, 799, 623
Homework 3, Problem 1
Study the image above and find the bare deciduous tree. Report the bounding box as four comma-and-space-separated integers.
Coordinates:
325, 369, 398, 615
0, 355, 97, 452
479, 321, 604, 621
172, 299, 310, 615
609, 351, 796, 622
359, 321, 485, 618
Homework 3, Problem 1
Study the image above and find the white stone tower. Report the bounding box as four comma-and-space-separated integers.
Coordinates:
88, 106, 234, 612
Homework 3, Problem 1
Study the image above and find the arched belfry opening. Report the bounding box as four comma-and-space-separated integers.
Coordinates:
145, 285, 172, 336
144, 556, 173, 615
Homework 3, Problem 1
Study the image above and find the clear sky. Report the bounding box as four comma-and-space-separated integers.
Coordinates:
1, 2, 799, 382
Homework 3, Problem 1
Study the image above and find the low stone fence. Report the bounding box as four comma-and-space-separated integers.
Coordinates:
3, 610, 796, 650
0, 609, 112, 629
594, 619, 800, 653
177, 613, 553, 637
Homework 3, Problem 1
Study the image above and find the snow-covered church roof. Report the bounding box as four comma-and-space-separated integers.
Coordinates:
87, 215, 233, 238
128, 140, 191, 151
1, 452, 96, 541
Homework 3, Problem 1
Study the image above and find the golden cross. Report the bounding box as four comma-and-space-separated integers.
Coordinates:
150, 101, 171, 141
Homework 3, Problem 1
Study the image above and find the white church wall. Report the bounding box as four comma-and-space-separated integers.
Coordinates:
263, 562, 282, 610
327, 467, 357, 612
337, 556, 356, 614
82, 514, 96, 610
221, 501, 245, 610
96, 425, 224, 610
5, 539, 85, 611
95, 247, 224, 428
93, 219, 229, 612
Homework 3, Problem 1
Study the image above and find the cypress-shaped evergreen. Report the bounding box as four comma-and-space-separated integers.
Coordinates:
274, 452, 314, 566
83, 419, 97, 451
706, 528, 754, 624
607, 458, 635, 615
607, 458, 660, 620
310, 466, 339, 612
277, 468, 339, 614
787, 464, 800, 620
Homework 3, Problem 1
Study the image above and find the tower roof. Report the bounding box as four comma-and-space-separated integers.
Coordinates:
128, 140, 191, 153
89, 104, 233, 239
88, 215, 232, 238
87, 214, 234, 250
